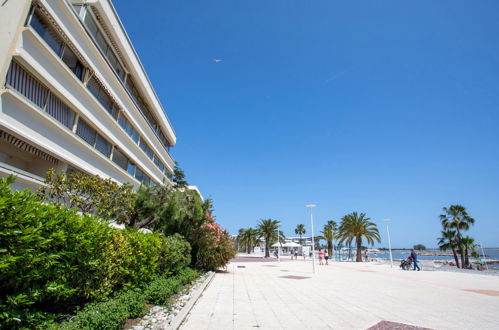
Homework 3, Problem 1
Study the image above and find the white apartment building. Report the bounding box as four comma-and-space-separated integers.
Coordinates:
0, 0, 176, 190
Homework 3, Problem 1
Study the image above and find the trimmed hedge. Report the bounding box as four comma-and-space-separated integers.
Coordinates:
59, 268, 199, 330
0, 176, 191, 329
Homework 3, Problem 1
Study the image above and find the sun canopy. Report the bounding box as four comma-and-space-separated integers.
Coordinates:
271, 242, 302, 248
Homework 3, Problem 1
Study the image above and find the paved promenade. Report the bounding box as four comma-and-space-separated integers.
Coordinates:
181, 255, 499, 330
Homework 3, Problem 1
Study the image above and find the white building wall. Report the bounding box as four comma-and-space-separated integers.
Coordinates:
0, 0, 177, 189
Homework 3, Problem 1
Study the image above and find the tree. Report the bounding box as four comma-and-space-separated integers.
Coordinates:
321, 220, 337, 258
37, 169, 135, 225
237, 228, 259, 253
338, 212, 380, 262
437, 230, 460, 268
461, 236, 478, 269
257, 219, 282, 258
167, 162, 188, 188
295, 224, 306, 246
413, 244, 426, 250
439, 205, 475, 268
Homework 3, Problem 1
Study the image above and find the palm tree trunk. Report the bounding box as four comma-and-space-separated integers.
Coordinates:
265, 239, 270, 258
464, 249, 469, 269
451, 248, 460, 268
356, 236, 362, 262
327, 240, 332, 259
456, 230, 465, 268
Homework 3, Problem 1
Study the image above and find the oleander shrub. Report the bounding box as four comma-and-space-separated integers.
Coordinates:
0, 176, 191, 328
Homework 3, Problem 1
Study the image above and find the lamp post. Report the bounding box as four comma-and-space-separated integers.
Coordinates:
307, 204, 317, 273
276, 224, 280, 263
384, 218, 393, 268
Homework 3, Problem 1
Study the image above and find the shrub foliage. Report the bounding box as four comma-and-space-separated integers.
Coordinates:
0, 176, 190, 328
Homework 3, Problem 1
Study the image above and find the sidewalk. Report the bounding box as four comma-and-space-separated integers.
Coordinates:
180, 256, 499, 329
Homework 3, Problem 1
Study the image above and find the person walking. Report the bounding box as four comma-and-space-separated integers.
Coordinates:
411, 249, 421, 271
324, 250, 329, 265
318, 249, 324, 265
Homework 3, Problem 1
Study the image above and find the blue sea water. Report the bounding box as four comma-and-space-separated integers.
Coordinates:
371, 249, 499, 269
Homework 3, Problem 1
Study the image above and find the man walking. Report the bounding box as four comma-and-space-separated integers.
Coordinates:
411, 249, 421, 271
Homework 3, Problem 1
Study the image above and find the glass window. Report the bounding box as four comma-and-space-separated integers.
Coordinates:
95, 134, 111, 157
76, 119, 96, 146
87, 76, 100, 99
112, 148, 128, 171
61, 47, 84, 80
131, 129, 139, 143
30, 10, 63, 56
83, 12, 98, 37
139, 140, 153, 159
135, 167, 144, 182
127, 162, 136, 176
95, 30, 108, 54
118, 113, 127, 130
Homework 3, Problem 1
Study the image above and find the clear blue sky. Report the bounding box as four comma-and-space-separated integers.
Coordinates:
114, 0, 499, 248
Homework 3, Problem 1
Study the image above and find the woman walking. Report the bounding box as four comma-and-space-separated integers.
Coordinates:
318, 249, 324, 265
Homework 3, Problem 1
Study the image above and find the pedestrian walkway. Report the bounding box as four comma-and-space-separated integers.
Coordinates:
181, 256, 499, 329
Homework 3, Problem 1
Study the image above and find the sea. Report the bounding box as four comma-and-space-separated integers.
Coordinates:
371, 249, 499, 269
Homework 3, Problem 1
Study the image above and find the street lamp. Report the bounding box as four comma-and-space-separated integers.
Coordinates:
384, 218, 393, 268
276, 223, 280, 263
306, 204, 317, 273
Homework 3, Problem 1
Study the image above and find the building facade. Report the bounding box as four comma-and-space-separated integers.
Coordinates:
0, 0, 176, 190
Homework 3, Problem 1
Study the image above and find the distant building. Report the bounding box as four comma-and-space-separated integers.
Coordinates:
0, 0, 176, 190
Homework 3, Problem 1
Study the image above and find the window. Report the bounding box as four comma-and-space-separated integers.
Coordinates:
5, 61, 49, 109
76, 119, 97, 146
127, 162, 136, 176
112, 148, 128, 171
45, 93, 76, 129
30, 9, 86, 82
61, 47, 84, 80
87, 76, 118, 119
95, 134, 111, 157
139, 139, 153, 160
83, 11, 99, 36
30, 10, 63, 55
118, 113, 140, 143
82, 11, 126, 81
134, 167, 144, 182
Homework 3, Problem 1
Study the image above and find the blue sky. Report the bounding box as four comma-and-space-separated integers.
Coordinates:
114, 0, 499, 248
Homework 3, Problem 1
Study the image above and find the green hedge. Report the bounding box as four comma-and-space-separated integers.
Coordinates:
59, 268, 199, 330
0, 176, 191, 328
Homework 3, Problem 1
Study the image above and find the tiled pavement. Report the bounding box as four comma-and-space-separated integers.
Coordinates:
181, 256, 499, 330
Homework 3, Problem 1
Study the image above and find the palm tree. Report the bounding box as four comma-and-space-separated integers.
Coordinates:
439, 205, 475, 267
237, 228, 247, 252
437, 229, 460, 268
338, 212, 380, 262
257, 219, 282, 258
295, 224, 306, 246
238, 228, 261, 253
461, 236, 477, 269
321, 220, 337, 259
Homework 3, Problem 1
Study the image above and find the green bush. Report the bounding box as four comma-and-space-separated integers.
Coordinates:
0, 176, 191, 328
59, 289, 146, 330
58, 270, 199, 330
144, 268, 198, 306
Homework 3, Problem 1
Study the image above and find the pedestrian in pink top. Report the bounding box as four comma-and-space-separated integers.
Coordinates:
318, 249, 324, 265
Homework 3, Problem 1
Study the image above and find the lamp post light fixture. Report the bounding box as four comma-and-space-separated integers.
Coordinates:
306, 204, 317, 273
383, 218, 393, 268
276, 223, 280, 263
